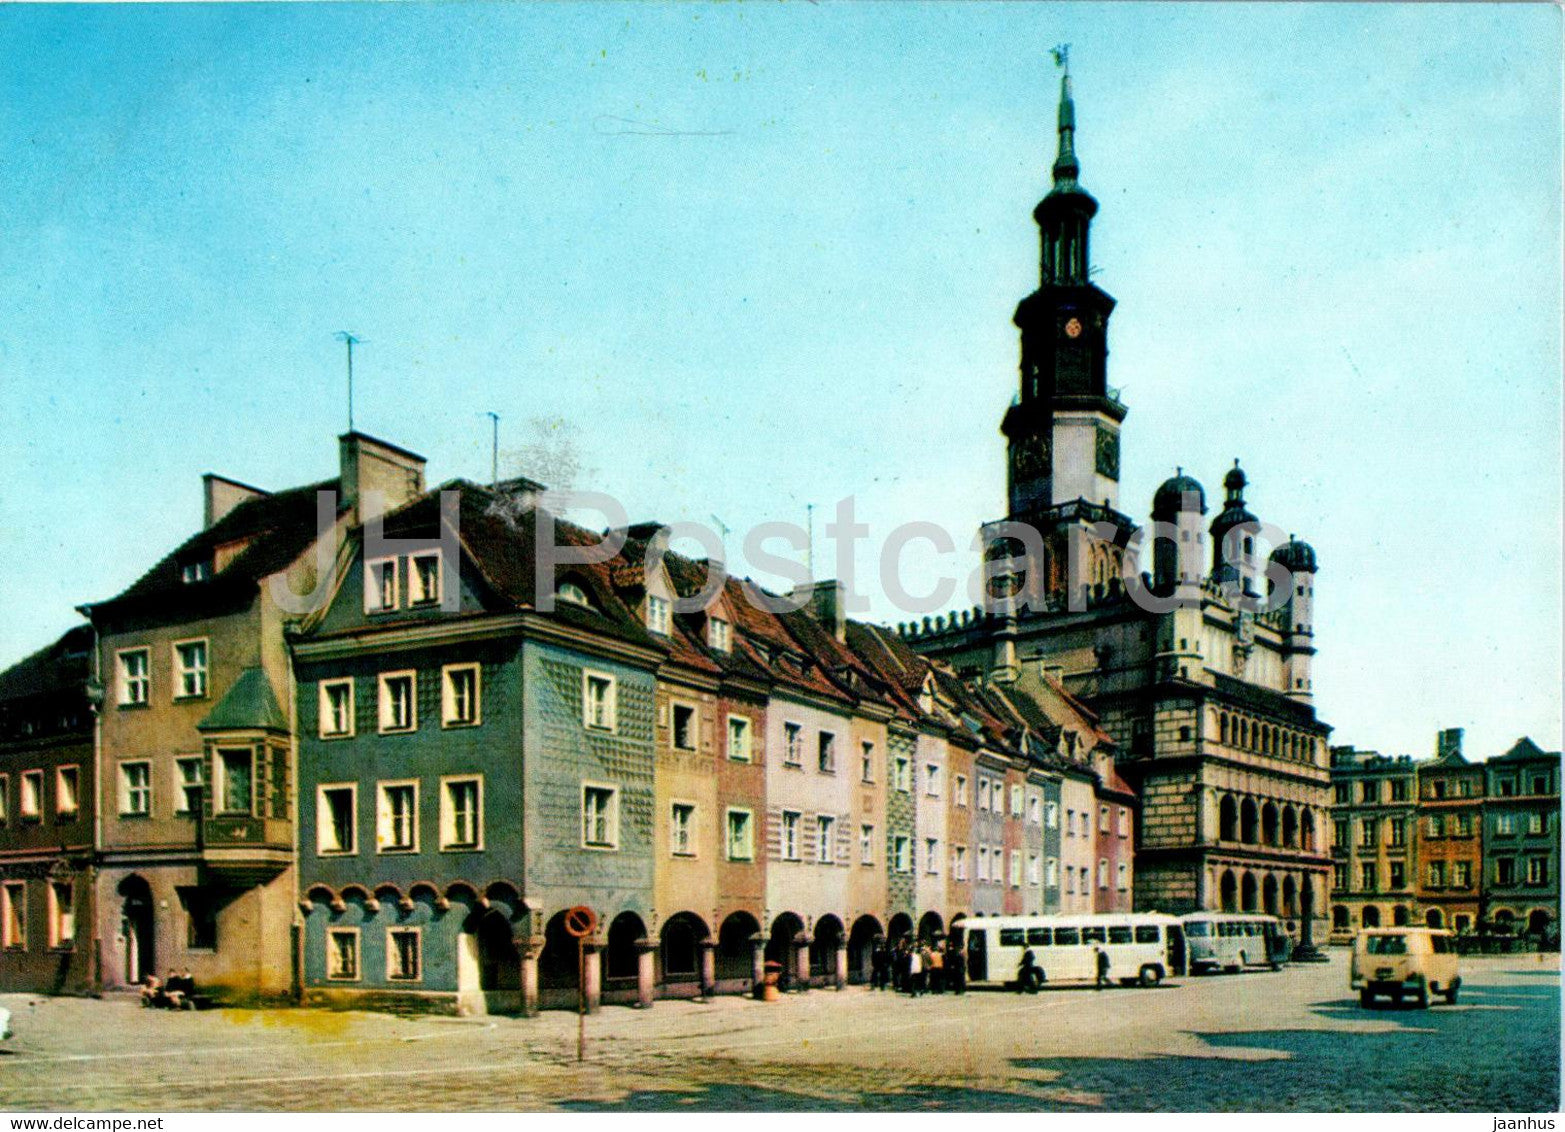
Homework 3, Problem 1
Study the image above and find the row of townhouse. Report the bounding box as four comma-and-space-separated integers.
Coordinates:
1327, 727, 1560, 942
0, 432, 1138, 1011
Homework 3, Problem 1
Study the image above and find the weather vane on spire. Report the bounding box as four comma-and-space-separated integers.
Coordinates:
1050, 43, 1071, 74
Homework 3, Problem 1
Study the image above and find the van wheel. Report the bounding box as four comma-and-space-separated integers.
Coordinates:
1412, 984, 1429, 1009
1359, 988, 1375, 1008
1443, 983, 1459, 1004
1139, 965, 1162, 988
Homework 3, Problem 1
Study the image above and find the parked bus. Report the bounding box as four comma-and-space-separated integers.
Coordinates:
1181, 913, 1290, 973
961, 914, 1187, 990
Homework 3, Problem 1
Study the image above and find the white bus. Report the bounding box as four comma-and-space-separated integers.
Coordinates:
1181, 913, 1290, 973
960, 913, 1187, 990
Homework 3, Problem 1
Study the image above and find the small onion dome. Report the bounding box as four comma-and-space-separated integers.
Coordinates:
1152, 470, 1207, 518
1223, 461, 1247, 494
1271, 538, 1319, 575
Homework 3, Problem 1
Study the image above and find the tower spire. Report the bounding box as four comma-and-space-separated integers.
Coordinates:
1051, 45, 1080, 188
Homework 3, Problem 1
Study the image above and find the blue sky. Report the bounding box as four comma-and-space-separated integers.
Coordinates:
1, 2, 1559, 761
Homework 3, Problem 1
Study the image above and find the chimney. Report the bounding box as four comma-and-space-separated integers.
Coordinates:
1436, 728, 1464, 761
203, 474, 268, 530
339, 432, 427, 522
796, 579, 846, 642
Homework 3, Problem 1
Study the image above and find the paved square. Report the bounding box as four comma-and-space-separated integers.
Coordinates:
1, 952, 1556, 1111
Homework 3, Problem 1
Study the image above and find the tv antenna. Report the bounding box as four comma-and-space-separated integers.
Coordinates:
335, 331, 362, 432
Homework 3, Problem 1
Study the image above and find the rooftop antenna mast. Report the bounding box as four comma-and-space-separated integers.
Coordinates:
335, 331, 362, 432
485, 411, 500, 489
806, 503, 815, 580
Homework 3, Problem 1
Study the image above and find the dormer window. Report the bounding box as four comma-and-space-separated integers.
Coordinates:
709, 617, 731, 652
409, 553, 441, 606
365, 558, 399, 613
647, 595, 671, 635
181, 561, 210, 584
557, 581, 592, 608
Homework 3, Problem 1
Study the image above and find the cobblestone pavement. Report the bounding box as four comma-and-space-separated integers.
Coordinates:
0, 952, 1556, 1112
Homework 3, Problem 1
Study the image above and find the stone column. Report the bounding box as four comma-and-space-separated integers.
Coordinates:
697, 939, 717, 1000
749, 932, 766, 996
634, 937, 657, 1009
793, 931, 810, 989
518, 935, 545, 1018
833, 939, 848, 990
582, 937, 604, 1013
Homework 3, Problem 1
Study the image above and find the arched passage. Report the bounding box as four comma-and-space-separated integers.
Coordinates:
1262, 874, 1278, 915
1282, 806, 1299, 848
848, 915, 882, 984
1529, 909, 1552, 939
1219, 870, 1238, 913
887, 911, 914, 945
118, 874, 155, 986
1361, 905, 1381, 928
1393, 905, 1410, 926
1240, 798, 1259, 844
1493, 908, 1516, 933
1219, 795, 1238, 842
1240, 871, 1258, 912
810, 915, 844, 980
716, 911, 760, 984
468, 908, 521, 1013
767, 912, 805, 989
539, 910, 579, 993
1302, 809, 1317, 851
1261, 802, 1279, 846
1332, 905, 1349, 931
1282, 875, 1298, 919
1425, 908, 1444, 929
918, 910, 945, 944
605, 911, 646, 983
659, 912, 709, 985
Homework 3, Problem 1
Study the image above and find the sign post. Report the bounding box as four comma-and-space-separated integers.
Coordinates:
563, 905, 598, 1063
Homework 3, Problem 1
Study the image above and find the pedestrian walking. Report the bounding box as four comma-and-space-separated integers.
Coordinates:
894, 939, 911, 993
1016, 947, 1042, 994
1095, 945, 1111, 990
945, 938, 967, 994
907, 945, 925, 997
870, 939, 889, 990
928, 943, 944, 993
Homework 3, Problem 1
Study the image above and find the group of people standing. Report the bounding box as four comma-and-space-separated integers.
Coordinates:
869, 936, 967, 996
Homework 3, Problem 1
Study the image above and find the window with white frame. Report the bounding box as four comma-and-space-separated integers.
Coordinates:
175, 757, 204, 815
117, 648, 150, 706
1046, 856, 1059, 887
954, 774, 968, 807
726, 808, 753, 861
817, 731, 837, 773
727, 715, 752, 762
861, 741, 875, 783
388, 928, 421, 981
817, 815, 836, 863
441, 777, 482, 850
1099, 805, 1110, 833
442, 664, 480, 727
925, 764, 941, 797
1528, 856, 1549, 885
556, 581, 592, 608
1066, 808, 1075, 836
646, 594, 671, 634
1118, 807, 1130, 837
409, 552, 441, 605
55, 766, 79, 818
1028, 854, 1041, 885
378, 672, 417, 733
377, 781, 418, 852
671, 802, 696, 857
708, 617, 731, 652
365, 557, 399, 613
327, 928, 360, 980
2, 881, 24, 948
894, 755, 911, 793
1046, 800, 1059, 829
860, 823, 874, 865
20, 770, 41, 820
215, 748, 254, 815
49, 881, 74, 948
583, 672, 616, 731
925, 837, 939, 874
119, 761, 151, 816
953, 844, 968, 880
181, 560, 210, 584
173, 640, 208, 699
783, 723, 803, 766
317, 785, 357, 855
893, 834, 911, 873
582, 784, 618, 849
672, 703, 696, 751
781, 810, 800, 860
320, 679, 355, 738
1065, 865, 1075, 894
1098, 858, 1109, 889
1009, 850, 1022, 887
978, 778, 991, 811
977, 846, 990, 882
1010, 785, 1024, 817
1027, 792, 1041, 824
1117, 861, 1129, 891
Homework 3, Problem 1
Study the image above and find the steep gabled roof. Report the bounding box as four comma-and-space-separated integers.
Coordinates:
0, 624, 93, 703
1492, 737, 1561, 764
